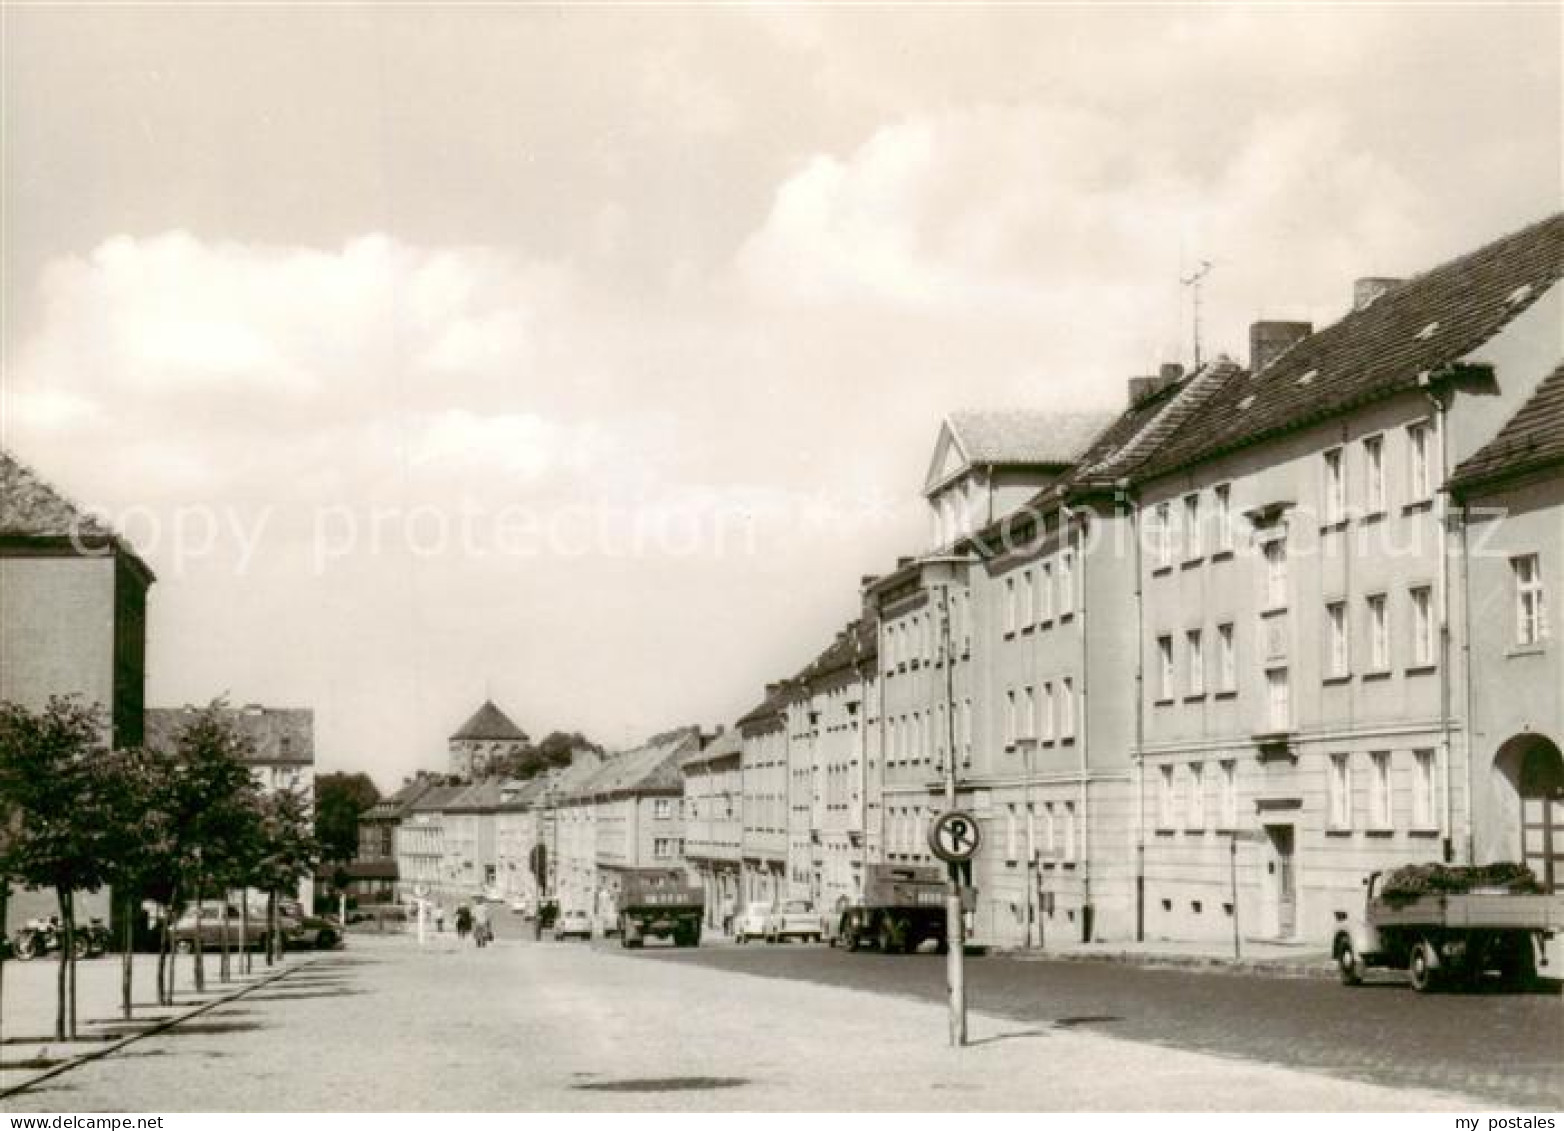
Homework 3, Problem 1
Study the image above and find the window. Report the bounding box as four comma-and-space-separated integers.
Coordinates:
1266, 667, 1290, 730
1157, 635, 1175, 701
1326, 601, 1349, 678
1039, 561, 1054, 622
1059, 678, 1076, 739
1413, 749, 1437, 828
1187, 762, 1205, 829
654, 838, 675, 859
1004, 577, 1017, 635
1407, 421, 1433, 501
654, 799, 673, 820
1409, 585, 1435, 667
1039, 680, 1055, 741
1059, 549, 1076, 615
962, 698, 973, 761
1043, 803, 1057, 855
1370, 751, 1392, 828
1004, 690, 1017, 748
1217, 623, 1236, 692
1328, 754, 1351, 830
1183, 493, 1202, 560
1263, 538, 1288, 609
1020, 569, 1034, 627
1154, 502, 1172, 568
1186, 629, 1205, 696
1367, 593, 1389, 671
1005, 804, 1019, 862
1214, 484, 1233, 552
958, 590, 972, 654
1363, 435, 1386, 514
1062, 802, 1078, 862
1020, 686, 1035, 740
1158, 765, 1177, 829
1322, 447, 1345, 524
1219, 760, 1237, 829
1513, 554, 1547, 646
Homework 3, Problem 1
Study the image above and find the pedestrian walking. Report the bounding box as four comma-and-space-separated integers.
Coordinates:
473, 901, 492, 948
434, 905, 446, 934
455, 903, 473, 942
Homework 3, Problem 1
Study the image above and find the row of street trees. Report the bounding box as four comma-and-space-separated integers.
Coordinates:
0, 696, 317, 1043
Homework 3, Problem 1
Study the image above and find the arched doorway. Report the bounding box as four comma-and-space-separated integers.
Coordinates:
1502, 736, 1564, 892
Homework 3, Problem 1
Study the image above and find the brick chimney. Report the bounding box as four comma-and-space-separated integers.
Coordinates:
1127, 363, 1184, 407
1249, 321, 1312, 374
1353, 277, 1402, 312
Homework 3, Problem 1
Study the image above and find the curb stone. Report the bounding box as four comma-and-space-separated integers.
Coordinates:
997, 948, 1339, 980
0, 954, 322, 1101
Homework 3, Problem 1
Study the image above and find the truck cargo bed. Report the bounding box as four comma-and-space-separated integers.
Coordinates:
1369, 892, 1564, 931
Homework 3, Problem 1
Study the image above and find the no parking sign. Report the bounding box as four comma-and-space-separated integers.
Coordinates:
927, 810, 982, 864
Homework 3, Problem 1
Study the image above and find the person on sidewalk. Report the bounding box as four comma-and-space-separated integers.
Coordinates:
455, 903, 473, 942
473, 901, 492, 948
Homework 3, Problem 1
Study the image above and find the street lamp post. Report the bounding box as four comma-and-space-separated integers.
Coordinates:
920, 553, 974, 1048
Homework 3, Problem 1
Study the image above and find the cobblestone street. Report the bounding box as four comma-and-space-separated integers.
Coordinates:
1, 932, 1525, 1112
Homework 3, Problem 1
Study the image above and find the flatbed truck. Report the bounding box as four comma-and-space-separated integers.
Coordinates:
1334, 869, 1563, 992
614, 869, 704, 949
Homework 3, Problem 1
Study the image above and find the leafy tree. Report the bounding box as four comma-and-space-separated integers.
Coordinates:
0, 697, 115, 1040
250, 787, 318, 964
314, 772, 380, 865
146, 701, 262, 1000
92, 742, 179, 1019
490, 731, 603, 780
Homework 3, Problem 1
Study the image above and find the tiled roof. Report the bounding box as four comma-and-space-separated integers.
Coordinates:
681, 728, 742, 769
793, 618, 877, 686
736, 682, 791, 730
145, 705, 314, 766
1138, 213, 1564, 480
946, 409, 1117, 467
0, 448, 152, 575
1450, 361, 1564, 493
362, 778, 440, 821
441, 778, 505, 813
573, 727, 701, 798
409, 783, 469, 812
450, 699, 529, 742
1074, 359, 1243, 487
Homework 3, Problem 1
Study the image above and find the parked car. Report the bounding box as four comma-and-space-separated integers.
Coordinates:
733, 901, 771, 944
766, 899, 823, 944
554, 909, 592, 941
170, 906, 272, 952
288, 913, 343, 950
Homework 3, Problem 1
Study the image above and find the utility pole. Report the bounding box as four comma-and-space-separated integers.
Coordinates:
1181, 260, 1213, 371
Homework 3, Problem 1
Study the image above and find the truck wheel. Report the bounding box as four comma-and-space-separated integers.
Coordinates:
1499, 936, 1537, 989
1334, 937, 1364, 986
1409, 941, 1439, 993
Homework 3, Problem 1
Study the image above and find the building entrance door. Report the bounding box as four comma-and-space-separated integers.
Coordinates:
1265, 824, 1296, 938
1520, 740, 1564, 892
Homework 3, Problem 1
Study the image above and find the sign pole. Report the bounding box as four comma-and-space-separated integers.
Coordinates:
1229, 832, 1241, 961
941, 585, 966, 1047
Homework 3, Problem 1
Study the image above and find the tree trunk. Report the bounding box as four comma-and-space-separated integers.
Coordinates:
219, 897, 231, 983
265, 891, 277, 966
240, 898, 252, 975
54, 886, 68, 1042
193, 886, 205, 994
1, 880, 9, 1051
64, 889, 78, 1040
120, 889, 134, 1021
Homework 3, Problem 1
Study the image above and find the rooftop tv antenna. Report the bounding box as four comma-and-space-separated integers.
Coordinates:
1181, 259, 1213, 370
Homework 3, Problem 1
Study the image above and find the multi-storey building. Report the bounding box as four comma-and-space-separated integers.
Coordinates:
783, 620, 879, 916
0, 449, 153, 749
737, 685, 791, 908
494, 771, 561, 909
553, 728, 702, 922
1448, 362, 1563, 899
1130, 215, 1562, 945
146, 703, 319, 908
350, 776, 440, 906
680, 729, 742, 929
447, 698, 529, 779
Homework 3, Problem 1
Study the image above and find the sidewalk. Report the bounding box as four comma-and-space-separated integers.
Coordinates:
998, 935, 1336, 978
0, 949, 311, 1097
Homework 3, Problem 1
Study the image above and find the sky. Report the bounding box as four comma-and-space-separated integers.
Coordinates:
2, 4, 1559, 790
